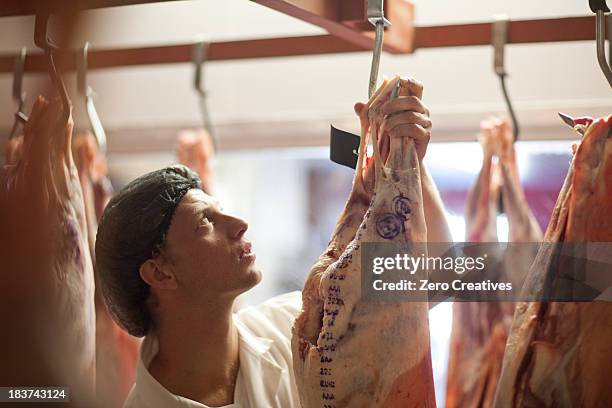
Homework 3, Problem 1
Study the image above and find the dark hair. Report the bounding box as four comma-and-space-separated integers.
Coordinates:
95, 165, 201, 337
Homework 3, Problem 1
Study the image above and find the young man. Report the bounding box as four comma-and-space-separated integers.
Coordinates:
95, 78, 451, 407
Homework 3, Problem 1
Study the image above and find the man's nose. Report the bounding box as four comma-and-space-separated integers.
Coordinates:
228, 216, 248, 240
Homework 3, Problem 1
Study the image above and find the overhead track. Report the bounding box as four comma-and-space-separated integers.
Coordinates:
0, 15, 598, 73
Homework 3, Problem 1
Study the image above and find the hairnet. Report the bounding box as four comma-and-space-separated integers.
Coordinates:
95, 164, 201, 336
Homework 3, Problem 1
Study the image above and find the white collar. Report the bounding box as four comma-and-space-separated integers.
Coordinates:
133, 316, 283, 407
232, 315, 283, 407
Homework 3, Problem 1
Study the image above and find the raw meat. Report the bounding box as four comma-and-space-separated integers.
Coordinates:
493, 119, 542, 242
0, 97, 96, 405
463, 121, 501, 243
292, 77, 435, 407
446, 119, 542, 408
4, 135, 24, 166
447, 121, 504, 408
494, 115, 612, 407
177, 129, 214, 194
73, 133, 138, 407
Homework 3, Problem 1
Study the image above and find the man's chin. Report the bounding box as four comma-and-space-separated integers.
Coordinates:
247, 266, 263, 287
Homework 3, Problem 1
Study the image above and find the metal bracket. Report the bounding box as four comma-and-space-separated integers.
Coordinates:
492, 16, 508, 76
193, 39, 218, 151
367, 0, 392, 27
78, 42, 107, 153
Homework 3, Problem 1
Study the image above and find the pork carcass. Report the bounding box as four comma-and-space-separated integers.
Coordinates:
494, 115, 612, 407
292, 77, 435, 407
73, 133, 139, 407
446, 118, 542, 408
0, 97, 96, 405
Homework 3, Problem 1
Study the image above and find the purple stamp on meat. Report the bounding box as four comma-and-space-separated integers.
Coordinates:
376, 195, 412, 239
376, 213, 403, 239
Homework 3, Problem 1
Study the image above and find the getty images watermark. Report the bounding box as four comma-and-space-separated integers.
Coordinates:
360, 242, 612, 302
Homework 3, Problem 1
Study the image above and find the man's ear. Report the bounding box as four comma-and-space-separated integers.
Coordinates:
139, 258, 178, 290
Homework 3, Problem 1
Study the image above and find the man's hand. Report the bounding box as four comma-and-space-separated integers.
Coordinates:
382, 78, 431, 162
354, 77, 432, 162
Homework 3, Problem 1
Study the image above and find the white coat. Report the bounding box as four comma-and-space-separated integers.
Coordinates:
123, 291, 302, 408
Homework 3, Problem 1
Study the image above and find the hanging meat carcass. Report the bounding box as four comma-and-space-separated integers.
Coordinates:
292, 77, 436, 407
0, 97, 96, 405
494, 115, 612, 407
463, 120, 501, 244
446, 120, 504, 408
4, 135, 24, 166
494, 119, 542, 242
446, 118, 543, 408
177, 129, 214, 194
73, 133, 139, 408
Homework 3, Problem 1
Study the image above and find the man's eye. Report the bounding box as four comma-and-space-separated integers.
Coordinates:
200, 215, 212, 225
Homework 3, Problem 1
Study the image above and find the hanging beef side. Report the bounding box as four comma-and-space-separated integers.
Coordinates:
0, 97, 96, 405
73, 133, 139, 407
176, 129, 215, 194
292, 77, 436, 407
494, 115, 612, 407
446, 118, 542, 408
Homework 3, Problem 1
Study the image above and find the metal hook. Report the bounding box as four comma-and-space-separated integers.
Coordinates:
391, 79, 401, 99
77, 42, 89, 97
34, 13, 71, 124
606, 14, 612, 67
77, 42, 107, 154
492, 15, 520, 141
590, 0, 612, 88
193, 40, 218, 151
9, 47, 28, 139
367, 0, 391, 98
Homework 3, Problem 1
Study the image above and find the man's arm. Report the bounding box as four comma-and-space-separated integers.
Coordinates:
380, 80, 452, 247
420, 163, 453, 245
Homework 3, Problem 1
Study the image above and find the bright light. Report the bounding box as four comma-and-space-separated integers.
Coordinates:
445, 212, 466, 242
425, 142, 483, 175
429, 302, 454, 407
496, 214, 509, 242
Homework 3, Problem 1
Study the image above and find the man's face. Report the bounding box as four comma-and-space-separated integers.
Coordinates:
161, 189, 261, 301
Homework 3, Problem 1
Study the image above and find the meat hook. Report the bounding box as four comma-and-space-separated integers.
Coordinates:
367, 0, 391, 98
492, 15, 519, 141
590, 0, 612, 89
77, 42, 107, 154
193, 39, 217, 152
34, 13, 71, 124
9, 47, 28, 139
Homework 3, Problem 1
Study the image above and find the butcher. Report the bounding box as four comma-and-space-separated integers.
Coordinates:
95, 77, 451, 407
